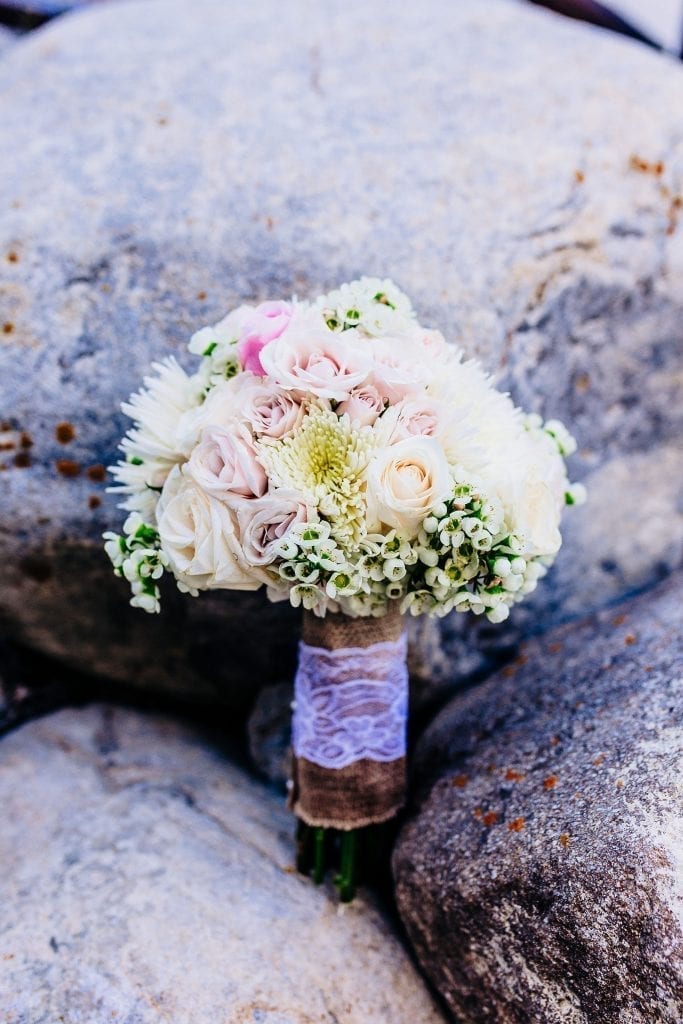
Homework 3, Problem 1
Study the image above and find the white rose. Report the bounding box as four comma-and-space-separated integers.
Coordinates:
366, 437, 452, 535
175, 378, 242, 455
237, 489, 308, 568
371, 338, 431, 403
259, 309, 371, 401
415, 327, 449, 359
515, 476, 562, 557
157, 465, 259, 591
187, 424, 267, 502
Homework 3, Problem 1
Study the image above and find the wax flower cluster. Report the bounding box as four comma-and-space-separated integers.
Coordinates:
105, 278, 585, 620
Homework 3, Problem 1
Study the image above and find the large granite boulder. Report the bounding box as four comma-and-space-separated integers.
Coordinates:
393, 572, 683, 1023
0, 704, 444, 1023
1, 0, 682, 710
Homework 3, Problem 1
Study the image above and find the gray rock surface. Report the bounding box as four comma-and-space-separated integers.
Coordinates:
0, 27, 16, 55
0, 0, 682, 708
393, 573, 683, 1024
248, 681, 294, 787
0, 704, 444, 1024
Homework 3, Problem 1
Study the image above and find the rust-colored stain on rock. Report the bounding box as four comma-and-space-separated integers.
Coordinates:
507, 817, 525, 833
13, 451, 31, 468
6, 250, 18, 263
629, 154, 664, 176
2, 322, 14, 334
624, 633, 637, 646
451, 774, 469, 788
483, 811, 499, 827
86, 464, 106, 483
88, 495, 102, 509
559, 833, 571, 848
543, 775, 558, 790
55, 422, 76, 444
56, 459, 81, 478
504, 769, 524, 782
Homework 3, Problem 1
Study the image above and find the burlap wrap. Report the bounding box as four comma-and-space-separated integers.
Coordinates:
289, 606, 407, 830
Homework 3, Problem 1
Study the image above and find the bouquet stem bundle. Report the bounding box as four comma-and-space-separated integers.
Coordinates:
290, 607, 408, 899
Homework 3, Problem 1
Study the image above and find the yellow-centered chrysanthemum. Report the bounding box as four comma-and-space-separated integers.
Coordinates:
257, 405, 376, 544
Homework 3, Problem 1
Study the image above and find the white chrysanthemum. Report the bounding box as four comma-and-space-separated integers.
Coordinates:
109, 357, 201, 522
425, 351, 571, 556
257, 405, 376, 543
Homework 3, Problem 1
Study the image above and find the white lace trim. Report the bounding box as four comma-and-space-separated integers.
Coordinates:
292, 634, 408, 770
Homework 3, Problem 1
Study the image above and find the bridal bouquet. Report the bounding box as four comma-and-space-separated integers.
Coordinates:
105, 277, 584, 898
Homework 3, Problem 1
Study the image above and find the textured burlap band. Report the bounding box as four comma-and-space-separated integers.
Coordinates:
289, 606, 408, 830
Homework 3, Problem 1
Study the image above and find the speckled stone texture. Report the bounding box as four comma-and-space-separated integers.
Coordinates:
0, 0, 682, 709
393, 572, 683, 1024
0, 704, 444, 1024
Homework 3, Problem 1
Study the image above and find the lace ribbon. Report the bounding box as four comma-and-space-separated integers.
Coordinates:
292, 633, 409, 771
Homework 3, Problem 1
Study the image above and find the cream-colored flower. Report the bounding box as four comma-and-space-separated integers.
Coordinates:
157, 465, 259, 591
366, 437, 452, 536
514, 476, 562, 556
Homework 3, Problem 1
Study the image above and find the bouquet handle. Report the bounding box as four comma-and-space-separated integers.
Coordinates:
289, 606, 408, 897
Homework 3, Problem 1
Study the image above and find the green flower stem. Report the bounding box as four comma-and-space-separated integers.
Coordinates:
296, 821, 314, 875
337, 829, 358, 903
312, 827, 326, 885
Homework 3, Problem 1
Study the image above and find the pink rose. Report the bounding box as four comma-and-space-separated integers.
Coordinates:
188, 424, 267, 501
237, 301, 293, 376
234, 375, 305, 439
371, 339, 429, 403
337, 384, 385, 427
259, 311, 371, 401
380, 396, 444, 443
237, 489, 308, 567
